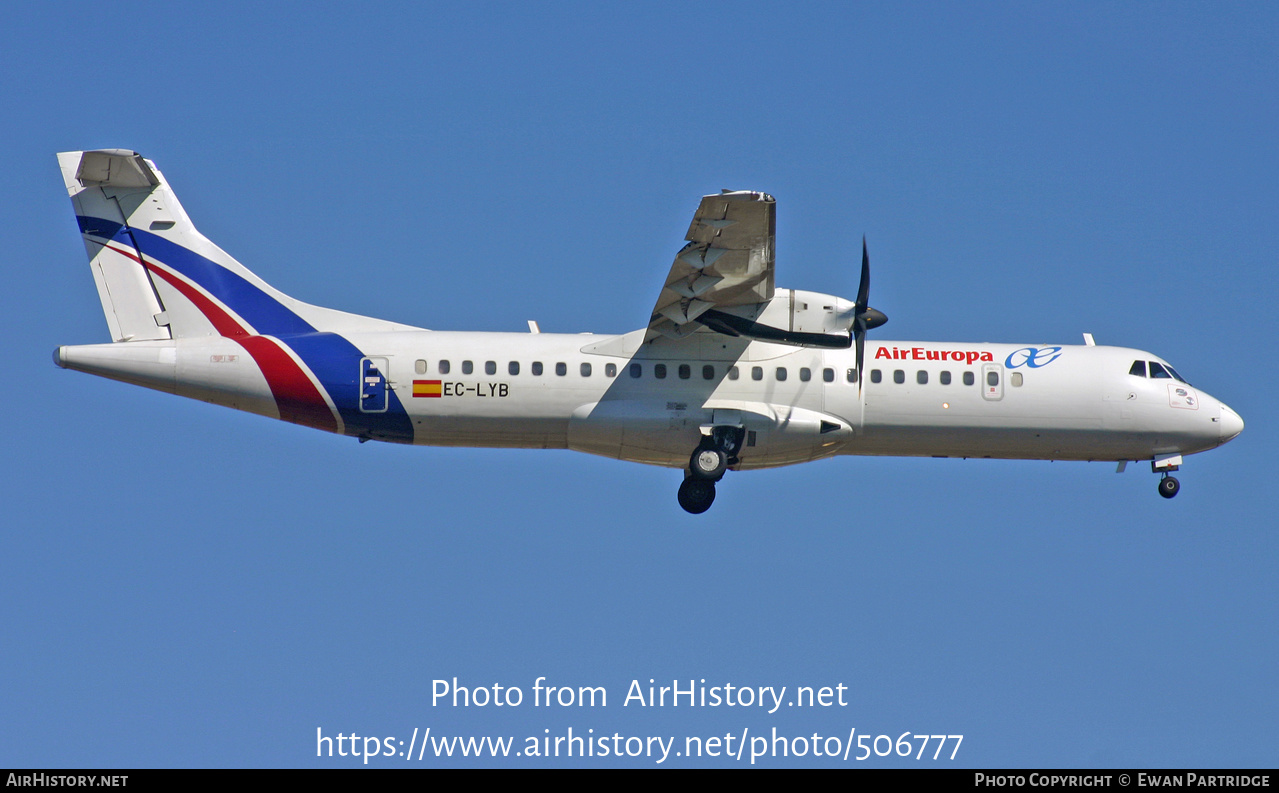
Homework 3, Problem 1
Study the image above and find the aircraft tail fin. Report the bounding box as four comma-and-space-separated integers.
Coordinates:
58, 149, 415, 343
59, 150, 175, 342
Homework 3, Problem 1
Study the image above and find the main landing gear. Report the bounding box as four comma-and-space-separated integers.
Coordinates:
677, 477, 716, 514
1158, 475, 1180, 499
677, 426, 745, 514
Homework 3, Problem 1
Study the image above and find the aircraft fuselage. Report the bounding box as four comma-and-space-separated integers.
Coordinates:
56, 329, 1241, 471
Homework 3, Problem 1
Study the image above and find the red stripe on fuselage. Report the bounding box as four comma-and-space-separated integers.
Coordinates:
104, 243, 340, 433
235, 335, 341, 432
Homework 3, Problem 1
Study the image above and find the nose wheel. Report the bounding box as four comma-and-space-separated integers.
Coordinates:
1150, 455, 1183, 499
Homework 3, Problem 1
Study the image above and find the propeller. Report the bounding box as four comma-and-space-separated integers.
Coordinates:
850, 237, 888, 391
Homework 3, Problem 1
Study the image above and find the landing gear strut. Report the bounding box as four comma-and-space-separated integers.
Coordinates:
677, 426, 745, 514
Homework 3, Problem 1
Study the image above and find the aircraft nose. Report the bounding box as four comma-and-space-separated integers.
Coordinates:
1219, 403, 1244, 443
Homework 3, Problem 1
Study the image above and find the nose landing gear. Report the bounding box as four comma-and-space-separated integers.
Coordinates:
677, 426, 745, 514
1152, 454, 1182, 499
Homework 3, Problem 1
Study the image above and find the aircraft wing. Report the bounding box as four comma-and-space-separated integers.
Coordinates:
647, 190, 775, 340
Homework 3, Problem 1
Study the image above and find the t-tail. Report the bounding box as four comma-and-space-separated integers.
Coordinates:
54, 149, 420, 442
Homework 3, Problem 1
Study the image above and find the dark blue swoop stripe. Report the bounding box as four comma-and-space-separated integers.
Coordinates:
78, 215, 415, 443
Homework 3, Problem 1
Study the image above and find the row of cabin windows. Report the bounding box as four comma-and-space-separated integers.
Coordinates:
414, 360, 859, 383
412, 359, 1015, 387
726, 366, 852, 382
868, 369, 1024, 387
415, 359, 618, 377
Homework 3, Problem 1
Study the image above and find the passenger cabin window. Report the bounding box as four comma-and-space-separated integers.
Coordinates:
751, 366, 763, 381
963, 371, 975, 386
580, 362, 592, 377
893, 369, 905, 384
462, 360, 473, 375
439, 360, 451, 375
799, 368, 811, 382
1149, 361, 1172, 379
703, 365, 714, 380
629, 363, 642, 378
847, 368, 857, 383
485, 361, 496, 375
870, 369, 882, 384
728, 366, 739, 380
1129, 360, 1147, 377
532, 362, 543, 376
605, 363, 617, 377
1011, 372, 1023, 387
940, 370, 951, 385
555, 362, 567, 376
987, 371, 1000, 386
776, 367, 787, 381
415, 359, 427, 375
917, 370, 928, 385
655, 364, 667, 379
823, 368, 835, 383
678, 364, 690, 379
508, 361, 519, 376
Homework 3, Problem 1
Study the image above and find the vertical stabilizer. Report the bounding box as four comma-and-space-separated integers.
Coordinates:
59, 150, 173, 342
59, 150, 421, 342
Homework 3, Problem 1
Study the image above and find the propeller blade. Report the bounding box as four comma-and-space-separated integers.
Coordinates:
857, 237, 870, 311
855, 320, 866, 392
853, 238, 871, 391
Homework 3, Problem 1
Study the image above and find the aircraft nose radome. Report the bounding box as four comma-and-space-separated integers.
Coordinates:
1219, 404, 1244, 443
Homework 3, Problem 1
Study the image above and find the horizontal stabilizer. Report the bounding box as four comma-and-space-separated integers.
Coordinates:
74, 150, 159, 189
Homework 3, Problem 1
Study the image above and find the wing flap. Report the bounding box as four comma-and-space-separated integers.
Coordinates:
649, 191, 775, 340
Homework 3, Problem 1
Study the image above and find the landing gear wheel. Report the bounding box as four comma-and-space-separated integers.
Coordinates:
1158, 476, 1180, 499
678, 478, 716, 514
689, 445, 728, 480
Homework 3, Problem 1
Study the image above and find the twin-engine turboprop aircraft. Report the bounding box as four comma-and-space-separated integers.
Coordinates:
54, 150, 1242, 513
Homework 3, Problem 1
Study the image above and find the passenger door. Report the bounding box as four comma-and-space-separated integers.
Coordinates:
981, 363, 1004, 401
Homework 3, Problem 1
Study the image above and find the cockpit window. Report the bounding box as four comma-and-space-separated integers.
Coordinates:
1131, 358, 1190, 383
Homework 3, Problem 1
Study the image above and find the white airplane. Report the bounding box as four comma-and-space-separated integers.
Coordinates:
54, 149, 1243, 513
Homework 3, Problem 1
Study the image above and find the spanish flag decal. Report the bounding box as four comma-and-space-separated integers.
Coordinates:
412, 380, 442, 398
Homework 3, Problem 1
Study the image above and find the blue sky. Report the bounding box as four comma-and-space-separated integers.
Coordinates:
2, 2, 1275, 768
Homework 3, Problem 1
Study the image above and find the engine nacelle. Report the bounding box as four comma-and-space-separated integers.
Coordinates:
699, 289, 855, 348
